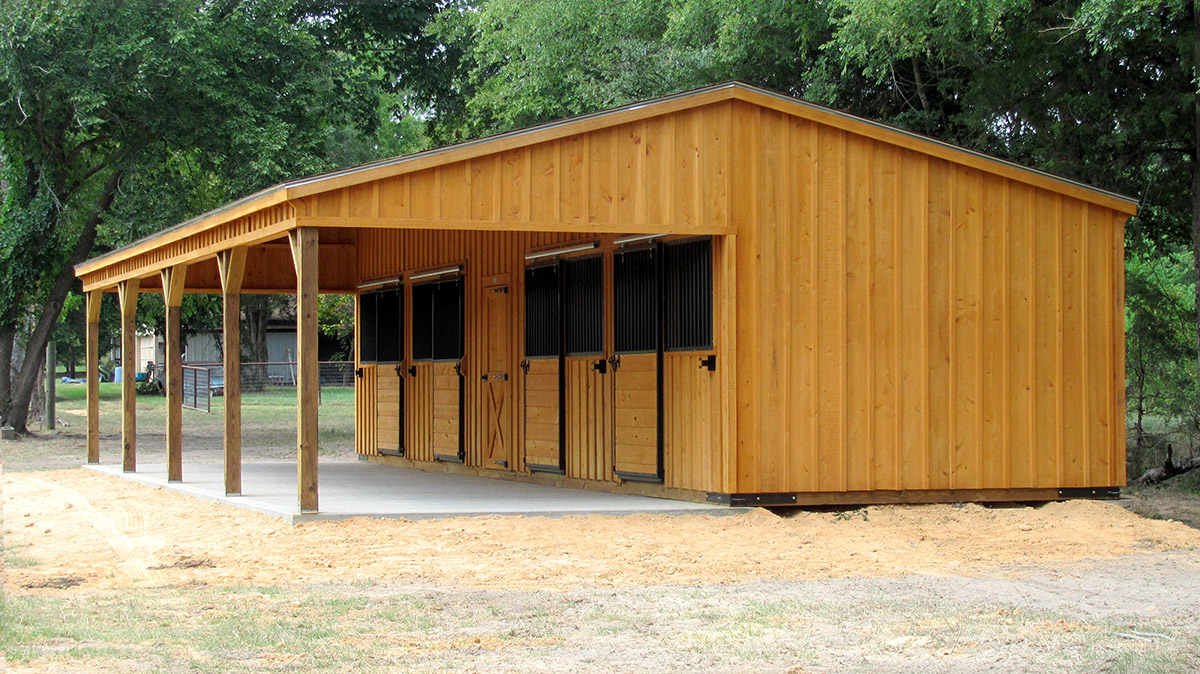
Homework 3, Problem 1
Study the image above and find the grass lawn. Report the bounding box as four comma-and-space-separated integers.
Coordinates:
3, 382, 356, 471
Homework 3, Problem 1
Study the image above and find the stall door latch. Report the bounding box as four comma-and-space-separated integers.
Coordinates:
699, 355, 717, 371
592, 359, 608, 374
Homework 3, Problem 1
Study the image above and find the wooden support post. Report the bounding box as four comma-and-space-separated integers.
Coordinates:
118, 279, 140, 472
217, 248, 247, 496
161, 264, 188, 483
290, 228, 319, 512
86, 290, 102, 463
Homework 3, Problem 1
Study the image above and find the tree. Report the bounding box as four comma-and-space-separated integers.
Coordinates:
423, 0, 831, 141
0, 0, 419, 432
318, 294, 354, 361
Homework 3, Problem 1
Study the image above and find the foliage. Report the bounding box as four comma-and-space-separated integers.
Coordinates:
134, 380, 162, 396
0, 0, 426, 429
318, 295, 354, 361
1126, 248, 1199, 467
424, 0, 830, 141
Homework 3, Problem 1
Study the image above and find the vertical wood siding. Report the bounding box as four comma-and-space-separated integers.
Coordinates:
730, 100, 1126, 494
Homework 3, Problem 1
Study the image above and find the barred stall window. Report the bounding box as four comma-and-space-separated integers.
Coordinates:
359, 292, 378, 363
524, 264, 561, 358
358, 288, 402, 363
375, 288, 402, 363
614, 247, 660, 354
433, 280, 463, 361
664, 238, 713, 351
564, 255, 604, 356
412, 278, 463, 362
411, 283, 434, 361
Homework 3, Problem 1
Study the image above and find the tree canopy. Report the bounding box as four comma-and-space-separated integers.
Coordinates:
2, 0, 1198, 459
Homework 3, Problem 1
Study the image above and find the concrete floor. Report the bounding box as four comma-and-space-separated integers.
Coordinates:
86, 461, 740, 524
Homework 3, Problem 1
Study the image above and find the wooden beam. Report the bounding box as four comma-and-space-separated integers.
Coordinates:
161, 264, 187, 482
118, 279, 140, 472
216, 248, 247, 496
289, 228, 319, 512
294, 216, 734, 236
86, 290, 102, 463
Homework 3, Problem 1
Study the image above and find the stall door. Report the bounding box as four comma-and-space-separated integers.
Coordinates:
523, 265, 563, 472
408, 278, 464, 462
661, 238, 719, 491
483, 283, 512, 469
612, 247, 661, 481
360, 288, 404, 456
563, 256, 612, 481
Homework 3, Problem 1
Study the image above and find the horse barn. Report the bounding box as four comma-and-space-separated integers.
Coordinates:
75, 82, 1138, 513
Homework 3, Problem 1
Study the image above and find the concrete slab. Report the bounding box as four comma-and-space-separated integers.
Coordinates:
85, 462, 744, 524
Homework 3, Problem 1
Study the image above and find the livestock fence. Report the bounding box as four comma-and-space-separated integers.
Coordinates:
178, 361, 356, 412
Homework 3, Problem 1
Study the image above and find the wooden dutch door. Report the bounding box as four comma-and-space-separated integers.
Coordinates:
358, 287, 404, 456
408, 276, 465, 463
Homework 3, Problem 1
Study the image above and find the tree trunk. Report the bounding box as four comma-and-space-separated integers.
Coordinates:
1134, 444, 1200, 485
0, 325, 13, 424
1193, 0, 1200, 385
28, 351, 45, 427
7, 169, 122, 432
242, 294, 272, 391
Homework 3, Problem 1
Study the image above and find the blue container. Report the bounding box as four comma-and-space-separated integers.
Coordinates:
113, 366, 123, 383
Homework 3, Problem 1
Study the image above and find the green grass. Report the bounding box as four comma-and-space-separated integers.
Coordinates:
2, 381, 357, 471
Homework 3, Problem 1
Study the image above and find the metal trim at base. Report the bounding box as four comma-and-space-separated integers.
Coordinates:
526, 463, 565, 475
703, 486, 1107, 507
434, 453, 464, 464
615, 470, 664, 484
706, 492, 797, 506
1058, 486, 1121, 499
378, 449, 404, 458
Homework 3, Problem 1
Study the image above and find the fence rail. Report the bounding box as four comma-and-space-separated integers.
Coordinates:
188, 361, 356, 394
181, 365, 212, 412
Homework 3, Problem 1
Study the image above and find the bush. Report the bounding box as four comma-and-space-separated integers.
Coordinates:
135, 381, 163, 396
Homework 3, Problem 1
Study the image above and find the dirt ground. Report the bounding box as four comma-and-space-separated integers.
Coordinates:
5, 467, 1200, 673
6, 468, 1200, 591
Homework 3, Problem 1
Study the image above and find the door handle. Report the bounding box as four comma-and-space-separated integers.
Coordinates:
592, 359, 607, 374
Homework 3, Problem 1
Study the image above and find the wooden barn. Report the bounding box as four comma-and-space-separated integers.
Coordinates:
75, 82, 1138, 512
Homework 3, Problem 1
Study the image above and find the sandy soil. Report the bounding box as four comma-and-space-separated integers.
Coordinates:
6, 468, 1200, 593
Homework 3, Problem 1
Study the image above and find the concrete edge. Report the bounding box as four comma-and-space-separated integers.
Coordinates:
289, 507, 757, 525
82, 464, 756, 526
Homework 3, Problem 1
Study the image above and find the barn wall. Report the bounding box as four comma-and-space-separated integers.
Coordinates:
296, 101, 733, 237
730, 100, 1128, 495
352, 228, 730, 493
341, 103, 738, 493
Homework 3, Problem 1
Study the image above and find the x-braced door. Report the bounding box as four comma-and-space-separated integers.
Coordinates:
482, 282, 512, 469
